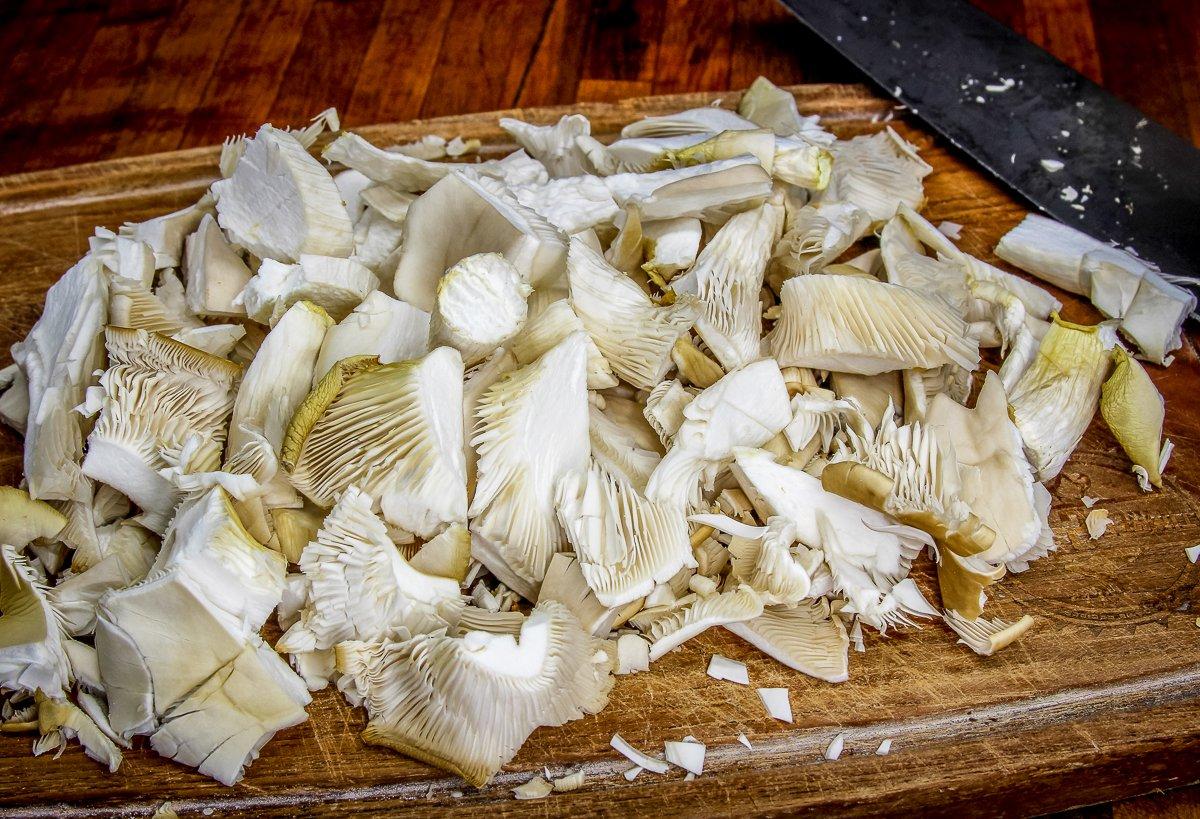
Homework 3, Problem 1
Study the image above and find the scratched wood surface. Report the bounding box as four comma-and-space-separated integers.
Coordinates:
0, 85, 1198, 817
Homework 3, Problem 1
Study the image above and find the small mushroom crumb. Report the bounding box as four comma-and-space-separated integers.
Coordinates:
706, 654, 749, 685
757, 688, 793, 723
513, 775, 553, 800
824, 732, 846, 760
1040, 159, 1065, 172
664, 739, 706, 775
936, 221, 962, 240
875, 739, 893, 755
738, 733, 753, 750
1085, 508, 1111, 540
623, 766, 643, 781
1082, 495, 1100, 508
1185, 545, 1200, 564
552, 771, 585, 792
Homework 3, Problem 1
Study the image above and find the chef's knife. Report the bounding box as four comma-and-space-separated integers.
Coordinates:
776, 0, 1200, 280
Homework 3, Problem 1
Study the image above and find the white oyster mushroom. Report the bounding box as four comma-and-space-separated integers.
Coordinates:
499, 114, 594, 178
738, 76, 834, 143
312, 291, 430, 385
621, 107, 758, 138
733, 448, 931, 630
334, 168, 373, 222
556, 461, 695, 608
469, 333, 590, 597
462, 349, 518, 497
119, 194, 214, 269
768, 274, 980, 375
52, 522, 158, 636
228, 300, 331, 461
566, 237, 698, 389
335, 600, 612, 787
508, 174, 620, 233
10, 254, 108, 503
430, 253, 531, 367
685, 202, 781, 370
771, 201, 872, 276
819, 128, 931, 223
1009, 316, 1117, 480
510, 298, 617, 389
1120, 270, 1196, 365
238, 254, 378, 326
171, 324, 247, 359
394, 172, 567, 311
350, 207, 405, 272
646, 359, 793, 509
82, 329, 241, 534
89, 228, 155, 288
928, 371, 1052, 569
149, 640, 309, 786
109, 273, 204, 336
645, 584, 764, 661
642, 217, 702, 282
604, 156, 773, 222
643, 379, 696, 445
33, 693, 124, 772
360, 184, 418, 222
588, 398, 663, 493
277, 486, 464, 654
0, 363, 29, 434
0, 544, 72, 698
213, 125, 353, 262
184, 213, 254, 317
148, 488, 287, 634
322, 131, 503, 192
725, 598, 850, 683
284, 347, 467, 539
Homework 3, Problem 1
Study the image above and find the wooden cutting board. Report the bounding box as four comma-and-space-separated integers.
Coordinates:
0, 84, 1197, 818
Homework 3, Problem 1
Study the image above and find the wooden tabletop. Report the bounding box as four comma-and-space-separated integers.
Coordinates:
0, 1, 1197, 817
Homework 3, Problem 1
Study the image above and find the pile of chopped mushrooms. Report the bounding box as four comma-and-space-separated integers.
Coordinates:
0, 77, 1191, 789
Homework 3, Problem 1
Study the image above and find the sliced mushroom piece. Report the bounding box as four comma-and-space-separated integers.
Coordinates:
335, 600, 612, 787
469, 334, 590, 597
283, 347, 467, 539
184, 213, 254, 317
430, 253, 531, 368
768, 274, 980, 376
725, 599, 849, 683
567, 237, 698, 390
0, 544, 72, 698
213, 125, 353, 262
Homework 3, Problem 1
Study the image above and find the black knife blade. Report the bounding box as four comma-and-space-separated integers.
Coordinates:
776, 0, 1200, 280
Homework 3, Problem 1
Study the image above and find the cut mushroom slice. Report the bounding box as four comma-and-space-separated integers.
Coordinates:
943, 610, 1035, 656
82, 329, 241, 534
646, 583, 764, 661
430, 253, 531, 367
184, 213, 253, 317
51, 522, 157, 636
725, 599, 850, 683
927, 372, 1052, 568
469, 334, 589, 596
393, 172, 567, 312
335, 600, 612, 787
604, 156, 773, 223
738, 76, 834, 143
733, 448, 931, 631
556, 462, 695, 609
511, 299, 617, 390
0, 544, 72, 698
771, 202, 872, 277
499, 114, 594, 178
323, 131, 503, 192
1009, 315, 1117, 481
312, 291, 429, 386
820, 128, 931, 223
566, 237, 698, 389
120, 194, 214, 269
769, 275, 979, 376
278, 486, 464, 654
212, 125, 353, 262
109, 274, 204, 336
283, 347, 467, 539
238, 255, 378, 326
685, 202, 781, 370
228, 300, 332, 457
33, 693, 123, 773
149, 641, 309, 786
646, 359, 791, 509
11, 254, 108, 503
409, 523, 472, 583
620, 107, 758, 138
1101, 347, 1170, 490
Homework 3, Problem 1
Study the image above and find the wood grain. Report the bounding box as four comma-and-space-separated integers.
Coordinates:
0, 0, 1197, 179
0, 85, 1197, 817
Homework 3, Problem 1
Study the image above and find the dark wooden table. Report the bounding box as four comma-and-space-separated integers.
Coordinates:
0, 1, 1197, 816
